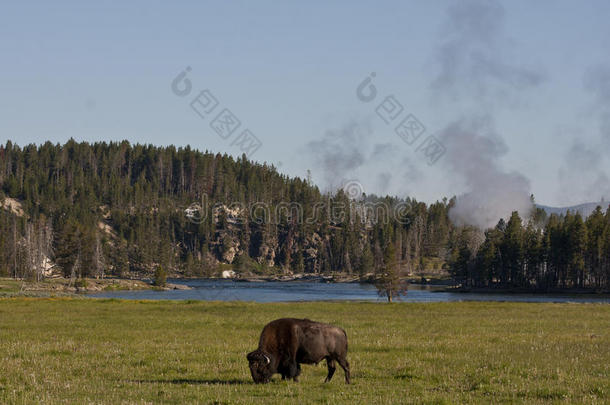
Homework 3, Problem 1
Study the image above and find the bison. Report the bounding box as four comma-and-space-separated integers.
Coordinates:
246, 318, 351, 384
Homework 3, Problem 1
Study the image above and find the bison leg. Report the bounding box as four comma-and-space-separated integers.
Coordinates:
281, 360, 300, 382
290, 362, 301, 382
337, 357, 351, 384
324, 358, 336, 383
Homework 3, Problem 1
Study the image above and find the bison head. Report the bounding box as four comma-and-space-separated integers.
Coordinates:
246, 350, 273, 383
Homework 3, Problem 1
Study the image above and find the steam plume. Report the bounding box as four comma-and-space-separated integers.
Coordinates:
305, 119, 371, 190
305, 119, 415, 196
438, 116, 532, 229
557, 65, 610, 203
432, 0, 544, 228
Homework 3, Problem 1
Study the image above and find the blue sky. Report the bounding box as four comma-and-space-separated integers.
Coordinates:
2, 0, 610, 207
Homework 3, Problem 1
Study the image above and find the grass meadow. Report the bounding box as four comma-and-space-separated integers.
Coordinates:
0, 298, 608, 404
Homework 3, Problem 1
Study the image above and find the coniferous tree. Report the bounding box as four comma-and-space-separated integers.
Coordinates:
55, 220, 81, 278
502, 212, 524, 286
153, 265, 167, 287
376, 242, 407, 302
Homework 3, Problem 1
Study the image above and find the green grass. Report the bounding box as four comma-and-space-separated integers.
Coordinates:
0, 299, 608, 404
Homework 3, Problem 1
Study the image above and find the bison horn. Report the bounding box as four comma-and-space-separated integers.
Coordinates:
263, 354, 270, 364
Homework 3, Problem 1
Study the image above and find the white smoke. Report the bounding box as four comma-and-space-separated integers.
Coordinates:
557, 65, 610, 203
558, 139, 610, 205
305, 119, 419, 196
431, 0, 544, 228
438, 116, 532, 229
305, 118, 372, 191
585, 65, 610, 145
431, 0, 544, 107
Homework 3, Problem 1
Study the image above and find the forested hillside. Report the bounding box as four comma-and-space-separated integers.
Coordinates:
0, 140, 452, 280
1, 140, 609, 291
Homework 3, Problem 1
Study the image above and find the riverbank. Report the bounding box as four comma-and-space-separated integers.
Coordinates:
233, 273, 360, 283
215, 273, 452, 285
0, 299, 607, 404
446, 285, 610, 295
0, 277, 190, 297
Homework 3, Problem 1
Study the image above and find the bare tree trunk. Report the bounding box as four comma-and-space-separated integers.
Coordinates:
69, 254, 80, 287
94, 233, 104, 279
12, 219, 17, 279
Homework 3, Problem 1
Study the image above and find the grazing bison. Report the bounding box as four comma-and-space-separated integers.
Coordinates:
246, 318, 350, 384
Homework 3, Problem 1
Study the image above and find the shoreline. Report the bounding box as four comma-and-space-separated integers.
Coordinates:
5, 276, 607, 297
0, 277, 190, 297
444, 286, 610, 295
169, 273, 453, 285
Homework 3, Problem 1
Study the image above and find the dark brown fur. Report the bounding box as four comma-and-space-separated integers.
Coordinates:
246, 318, 350, 384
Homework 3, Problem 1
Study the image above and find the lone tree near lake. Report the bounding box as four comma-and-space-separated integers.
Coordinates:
153, 265, 167, 287
375, 242, 408, 302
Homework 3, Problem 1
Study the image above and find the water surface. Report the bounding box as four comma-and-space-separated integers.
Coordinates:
87, 279, 610, 303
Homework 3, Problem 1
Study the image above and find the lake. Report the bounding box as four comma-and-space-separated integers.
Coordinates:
87, 279, 610, 303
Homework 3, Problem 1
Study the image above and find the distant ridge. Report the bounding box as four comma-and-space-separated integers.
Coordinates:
536, 201, 609, 218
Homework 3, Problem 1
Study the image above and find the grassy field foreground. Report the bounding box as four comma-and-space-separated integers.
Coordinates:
0, 299, 608, 404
